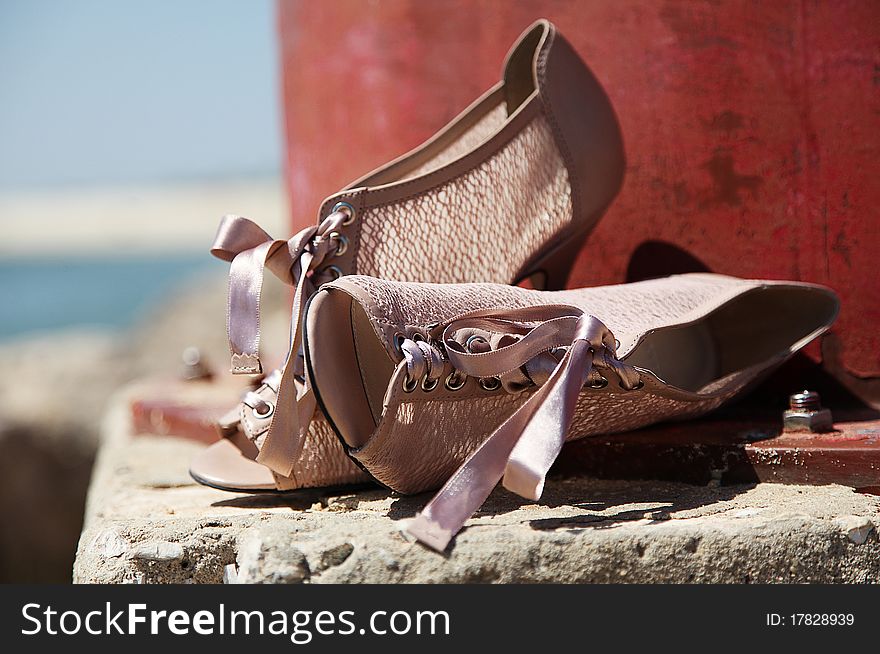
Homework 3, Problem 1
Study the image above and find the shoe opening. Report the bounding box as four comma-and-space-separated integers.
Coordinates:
623, 284, 839, 393
349, 21, 549, 187
305, 288, 397, 449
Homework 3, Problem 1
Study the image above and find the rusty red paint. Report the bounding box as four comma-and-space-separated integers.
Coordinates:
131, 399, 225, 443
554, 415, 880, 488
278, 0, 880, 383
129, 379, 251, 443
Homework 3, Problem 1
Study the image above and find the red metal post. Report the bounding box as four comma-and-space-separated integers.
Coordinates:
278, 0, 880, 385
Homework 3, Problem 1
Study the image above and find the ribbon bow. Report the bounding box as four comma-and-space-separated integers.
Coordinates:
209, 210, 348, 477
406, 305, 641, 551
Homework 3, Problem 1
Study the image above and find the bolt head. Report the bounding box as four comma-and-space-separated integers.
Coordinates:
180, 346, 213, 381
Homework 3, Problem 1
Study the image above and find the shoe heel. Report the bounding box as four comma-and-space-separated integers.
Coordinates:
533, 232, 587, 290
517, 214, 598, 290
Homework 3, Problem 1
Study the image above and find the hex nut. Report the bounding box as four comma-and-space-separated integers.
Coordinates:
783, 407, 833, 433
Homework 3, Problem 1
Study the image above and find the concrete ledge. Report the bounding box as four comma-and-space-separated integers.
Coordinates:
74, 386, 880, 583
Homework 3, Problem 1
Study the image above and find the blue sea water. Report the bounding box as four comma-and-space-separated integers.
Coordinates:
0, 255, 218, 340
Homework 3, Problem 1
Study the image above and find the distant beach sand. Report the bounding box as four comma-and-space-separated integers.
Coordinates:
0, 177, 290, 339
0, 177, 287, 257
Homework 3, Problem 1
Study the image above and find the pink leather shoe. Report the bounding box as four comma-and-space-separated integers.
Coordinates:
303, 273, 839, 550
190, 19, 625, 492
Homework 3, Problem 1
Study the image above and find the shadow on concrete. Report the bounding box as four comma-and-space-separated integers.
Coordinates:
208, 483, 381, 511
386, 476, 755, 535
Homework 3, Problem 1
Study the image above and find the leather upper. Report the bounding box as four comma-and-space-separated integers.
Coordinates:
308, 273, 838, 494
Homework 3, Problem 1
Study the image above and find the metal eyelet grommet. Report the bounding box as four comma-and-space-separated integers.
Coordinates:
589, 377, 609, 389
253, 401, 275, 419
411, 332, 426, 342
332, 201, 356, 225
421, 376, 439, 392
479, 377, 502, 391
392, 332, 406, 355
323, 265, 343, 281
403, 375, 418, 393
619, 380, 645, 391
330, 232, 349, 257
445, 372, 466, 391
465, 335, 489, 353
614, 339, 621, 349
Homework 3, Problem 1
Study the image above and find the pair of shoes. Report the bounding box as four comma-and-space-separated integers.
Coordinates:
191, 19, 625, 492
190, 20, 839, 551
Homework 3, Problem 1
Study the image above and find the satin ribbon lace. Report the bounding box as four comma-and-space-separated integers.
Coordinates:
402, 305, 642, 551
209, 207, 351, 477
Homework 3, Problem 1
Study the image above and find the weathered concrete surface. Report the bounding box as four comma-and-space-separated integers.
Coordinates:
0, 271, 290, 582
74, 390, 880, 584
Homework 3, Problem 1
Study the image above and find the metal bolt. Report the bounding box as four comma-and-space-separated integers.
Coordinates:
783, 390, 833, 433
180, 346, 214, 381
789, 390, 821, 411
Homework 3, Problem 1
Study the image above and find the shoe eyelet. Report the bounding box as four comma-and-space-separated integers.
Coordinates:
421, 376, 439, 392
479, 377, 501, 391
392, 332, 406, 355
444, 372, 466, 391
253, 401, 275, 418
465, 335, 489, 353
614, 339, 621, 350
332, 201, 356, 225
411, 332, 426, 342
330, 232, 349, 257
589, 377, 608, 389
403, 375, 418, 393
619, 380, 645, 391
321, 265, 342, 282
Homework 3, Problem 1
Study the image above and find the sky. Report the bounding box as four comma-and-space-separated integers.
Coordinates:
0, 0, 281, 189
